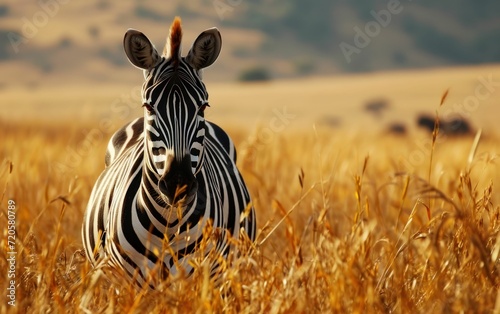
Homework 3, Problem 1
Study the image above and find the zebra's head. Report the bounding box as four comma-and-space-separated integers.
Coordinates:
123, 17, 221, 206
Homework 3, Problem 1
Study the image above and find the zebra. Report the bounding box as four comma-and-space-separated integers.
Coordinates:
82, 17, 256, 289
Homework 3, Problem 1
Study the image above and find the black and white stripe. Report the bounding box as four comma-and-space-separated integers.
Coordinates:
82, 19, 255, 288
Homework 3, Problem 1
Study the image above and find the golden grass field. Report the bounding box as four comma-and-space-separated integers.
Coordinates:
1, 65, 500, 313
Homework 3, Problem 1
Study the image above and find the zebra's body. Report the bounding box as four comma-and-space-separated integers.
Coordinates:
82, 17, 255, 288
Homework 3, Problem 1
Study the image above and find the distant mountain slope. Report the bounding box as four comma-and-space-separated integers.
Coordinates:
221, 0, 500, 72
0, 0, 499, 87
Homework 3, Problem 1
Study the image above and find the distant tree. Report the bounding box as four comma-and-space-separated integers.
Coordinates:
88, 26, 100, 39
96, 0, 110, 10
294, 59, 316, 75
386, 122, 407, 135
58, 37, 73, 49
0, 30, 18, 59
364, 98, 390, 118
238, 67, 271, 82
0, 4, 9, 17
319, 115, 342, 128
416, 113, 473, 136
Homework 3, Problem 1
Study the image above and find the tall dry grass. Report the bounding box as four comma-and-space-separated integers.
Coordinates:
1, 117, 499, 313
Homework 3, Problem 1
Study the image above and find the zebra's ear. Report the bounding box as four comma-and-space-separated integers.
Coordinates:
186, 27, 221, 71
123, 29, 160, 70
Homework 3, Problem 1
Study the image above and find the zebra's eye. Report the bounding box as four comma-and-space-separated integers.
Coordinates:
199, 102, 210, 114
143, 103, 154, 114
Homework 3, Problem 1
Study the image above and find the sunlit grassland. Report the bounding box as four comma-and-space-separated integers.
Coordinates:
1, 66, 500, 312
1, 115, 499, 312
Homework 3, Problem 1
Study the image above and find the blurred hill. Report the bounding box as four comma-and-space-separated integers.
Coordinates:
0, 0, 499, 87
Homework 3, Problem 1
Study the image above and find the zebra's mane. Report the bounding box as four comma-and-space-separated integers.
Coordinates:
165, 17, 182, 67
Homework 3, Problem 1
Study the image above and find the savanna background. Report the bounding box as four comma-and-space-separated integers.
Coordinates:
1, 0, 500, 312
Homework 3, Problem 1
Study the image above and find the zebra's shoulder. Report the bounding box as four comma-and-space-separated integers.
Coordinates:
105, 117, 144, 167
205, 121, 237, 162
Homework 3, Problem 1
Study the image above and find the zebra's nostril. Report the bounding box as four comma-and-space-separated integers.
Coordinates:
158, 175, 196, 204
157, 154, 198, 204
158, 180, 197, 205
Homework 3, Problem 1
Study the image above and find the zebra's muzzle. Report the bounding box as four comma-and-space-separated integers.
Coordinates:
158, 154, 198, 206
